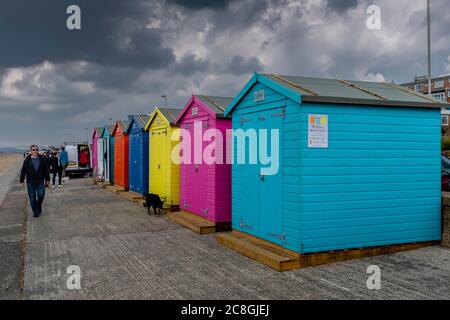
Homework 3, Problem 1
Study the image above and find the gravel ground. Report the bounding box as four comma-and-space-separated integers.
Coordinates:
1, 170, 449, 300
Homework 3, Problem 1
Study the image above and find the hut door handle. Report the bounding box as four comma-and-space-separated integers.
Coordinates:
158, 164, 161, 169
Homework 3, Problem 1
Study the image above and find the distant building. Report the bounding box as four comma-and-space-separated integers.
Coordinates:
442, 109, 450, 138
401, 75, 450, 138
401, 74, 450, 103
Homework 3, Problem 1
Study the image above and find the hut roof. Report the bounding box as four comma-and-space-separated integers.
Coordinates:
196, 95, 233, 116
126, 114, 151, 133
225, 73, 449, 115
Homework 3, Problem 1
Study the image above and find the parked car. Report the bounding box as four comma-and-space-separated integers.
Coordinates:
442, 170, 450, 191
442, 154, 450, 191
65, 143, 92, 178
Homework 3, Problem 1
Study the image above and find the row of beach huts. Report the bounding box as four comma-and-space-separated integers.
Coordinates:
90, 72, 447, 271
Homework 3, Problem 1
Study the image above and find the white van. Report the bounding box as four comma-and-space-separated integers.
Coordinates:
65, 143, 92, 177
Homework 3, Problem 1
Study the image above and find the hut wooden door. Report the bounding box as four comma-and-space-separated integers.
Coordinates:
185, 119, 208, 217
196, 118, 209, 218
97, 139, 104, 178
151, 127, 167, 201
240, 112, 260, 236
258, 107, 283, 246
104, 137, 110, 182
130, 131, 142, 193
115, 135, 124, 187
240, 107, 284, 246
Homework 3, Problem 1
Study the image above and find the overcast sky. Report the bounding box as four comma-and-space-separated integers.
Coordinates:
1, 0, 449, 147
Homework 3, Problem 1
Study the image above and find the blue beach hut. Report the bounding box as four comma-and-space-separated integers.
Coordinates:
224, 72, 448, 254
126, 114, 151, 195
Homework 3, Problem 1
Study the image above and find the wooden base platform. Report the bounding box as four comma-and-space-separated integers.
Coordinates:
167, 210, 230, 234
134, 201, 180, 214
104, 185, 127, 195
119, 191, 145, 202
95, 181, 111, 188
166, 204, 180, 212
217, 230, 437, 272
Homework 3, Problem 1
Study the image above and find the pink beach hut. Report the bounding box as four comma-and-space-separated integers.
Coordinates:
175, 95, 233, 230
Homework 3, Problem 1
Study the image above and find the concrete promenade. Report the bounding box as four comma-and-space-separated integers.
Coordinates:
0, 163, 449, 299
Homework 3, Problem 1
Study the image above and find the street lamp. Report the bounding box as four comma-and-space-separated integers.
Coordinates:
162, 95, 167, 109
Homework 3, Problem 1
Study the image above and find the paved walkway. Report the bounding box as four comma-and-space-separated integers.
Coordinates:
0, 161, 27, 299
1, 169, 450, 299
0, 159, 22, 205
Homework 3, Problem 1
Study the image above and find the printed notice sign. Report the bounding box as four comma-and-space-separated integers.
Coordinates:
308, 114, 328, 148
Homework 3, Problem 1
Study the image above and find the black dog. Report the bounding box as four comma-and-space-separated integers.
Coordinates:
143, 193, 164, 216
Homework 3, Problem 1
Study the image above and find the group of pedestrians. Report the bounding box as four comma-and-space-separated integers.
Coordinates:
20, 145, 69, 218
45, 149, 68, 189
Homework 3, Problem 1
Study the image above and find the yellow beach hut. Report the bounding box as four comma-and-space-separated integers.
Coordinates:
145, 107, 181, 210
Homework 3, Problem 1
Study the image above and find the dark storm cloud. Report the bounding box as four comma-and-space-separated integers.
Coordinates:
0, 0, 175, 69
56, 63, 142, 90
206, 0, 271, 34
326, 0, 359, 13
167, 0, 234, 9
223, 56, 264, 75
170, 54, 210, 76
1, 0, 450, 147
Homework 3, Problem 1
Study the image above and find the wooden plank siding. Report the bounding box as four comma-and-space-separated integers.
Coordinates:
229, 78, 441, 254
176, 96, 232, 224
168, 125, 180, 206
298, 103, 441, 253
148, 110, 180, 207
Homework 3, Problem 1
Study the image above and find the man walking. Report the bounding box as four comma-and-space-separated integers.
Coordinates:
49, 151, 63, 188
20, 145, 50, 217
59, 146, 69, 177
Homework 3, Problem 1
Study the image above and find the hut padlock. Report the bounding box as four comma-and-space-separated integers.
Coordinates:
260, 173, 265, 181
195, 165, 199, 172
158, 164, 161, 169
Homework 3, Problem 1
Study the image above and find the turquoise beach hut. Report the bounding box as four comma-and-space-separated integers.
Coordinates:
101, 124, 115, 184
224, 72, 448, 254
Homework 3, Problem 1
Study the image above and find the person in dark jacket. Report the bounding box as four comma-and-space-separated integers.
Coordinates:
49, 151, 63, 188
20, 145, 50, 217
43, 152, 51, 187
